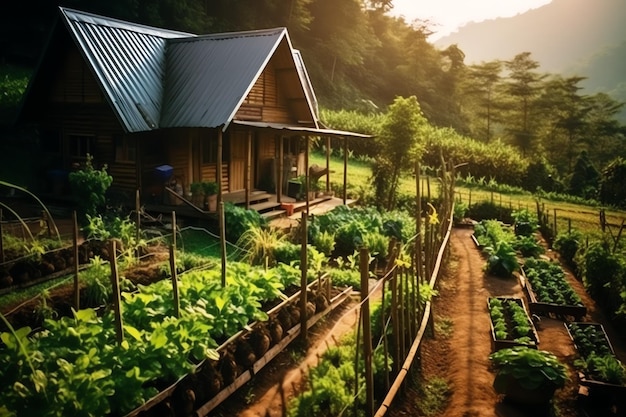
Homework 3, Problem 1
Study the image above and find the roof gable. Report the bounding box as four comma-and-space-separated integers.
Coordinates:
161, 28, 287, 129
60, 8, 192, 132
23, 7, 319, 133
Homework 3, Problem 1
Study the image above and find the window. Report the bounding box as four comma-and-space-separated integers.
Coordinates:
115, 135, 136, 162
67, 134, 95, 159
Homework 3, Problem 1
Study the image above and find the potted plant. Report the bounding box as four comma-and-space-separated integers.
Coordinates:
202, 181, 219, 212
190, 182, 204, 207
489, 346, 568, 405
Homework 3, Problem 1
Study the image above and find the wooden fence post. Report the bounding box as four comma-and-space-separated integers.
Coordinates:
169, 211, 180, 318
109, 240, 124, 344
219, 202, 227, 287
360, 247, 374, 417
73, 211, 80, 311
300, 212, 308, 343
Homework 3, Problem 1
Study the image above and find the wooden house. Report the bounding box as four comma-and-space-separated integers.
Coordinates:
18, 7, 368, 214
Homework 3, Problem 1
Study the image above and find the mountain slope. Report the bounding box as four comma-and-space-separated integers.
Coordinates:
434, 0, 626, 120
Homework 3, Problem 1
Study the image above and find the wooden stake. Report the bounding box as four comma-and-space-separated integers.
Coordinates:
219, 202, 227, 287
169, 211, 180, 318
73, 211, 80, 311
300, 211, 308, 343
360, 247, 374, 417
109, 240, 124, 344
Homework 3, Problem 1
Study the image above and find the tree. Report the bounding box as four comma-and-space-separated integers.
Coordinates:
569, 151, 599, 199
599, 157, 626, 207
462, 60, 503, 142
503, 52, 545, 157
375, 96, 427, 209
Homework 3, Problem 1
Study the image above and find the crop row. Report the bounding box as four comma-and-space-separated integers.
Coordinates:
0, 261, 306, 417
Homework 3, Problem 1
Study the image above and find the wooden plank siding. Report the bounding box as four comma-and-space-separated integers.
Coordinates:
235, 62, 292, 124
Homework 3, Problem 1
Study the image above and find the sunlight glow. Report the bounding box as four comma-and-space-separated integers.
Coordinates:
390, 0, 553, 40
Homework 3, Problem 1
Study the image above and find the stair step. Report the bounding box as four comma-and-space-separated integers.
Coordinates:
260, 209, 286, 220
249, 201, 281, 213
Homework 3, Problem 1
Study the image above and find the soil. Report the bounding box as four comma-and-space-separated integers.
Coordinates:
222, 227, 626, 417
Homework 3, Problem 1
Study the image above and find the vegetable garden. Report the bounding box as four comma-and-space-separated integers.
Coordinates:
0, 162, 456, 417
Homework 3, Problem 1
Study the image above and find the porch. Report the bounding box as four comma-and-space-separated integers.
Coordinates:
144, 188, 356, 225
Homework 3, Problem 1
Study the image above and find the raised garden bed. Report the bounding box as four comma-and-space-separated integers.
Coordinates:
488, 297, 539, 352
127, 278, 352, 417
565, 322, 626, 412
520, 258, 586, 321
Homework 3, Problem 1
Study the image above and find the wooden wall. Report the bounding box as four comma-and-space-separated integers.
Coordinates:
235, 61, 292, 124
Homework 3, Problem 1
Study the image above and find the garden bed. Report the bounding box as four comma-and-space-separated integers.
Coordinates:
128, 279, 353, 417
565, 322, 626, 412
520, 259, 586, 321
488, 297, 539, 352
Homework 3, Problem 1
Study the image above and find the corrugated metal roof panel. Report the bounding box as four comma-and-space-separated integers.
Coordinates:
60, 8, 192, 132
161, 28, 286, 129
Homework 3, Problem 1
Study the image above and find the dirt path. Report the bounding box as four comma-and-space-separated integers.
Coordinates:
218, 227, 626, 417
416, 228, 582, 417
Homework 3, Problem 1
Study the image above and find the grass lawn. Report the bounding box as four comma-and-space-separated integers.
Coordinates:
310, 150, 625, 240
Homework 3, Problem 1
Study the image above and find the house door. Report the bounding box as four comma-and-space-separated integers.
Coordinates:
229, 130, 253, 191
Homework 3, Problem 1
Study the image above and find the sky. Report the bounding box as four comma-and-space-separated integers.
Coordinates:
390, 0, 553, 41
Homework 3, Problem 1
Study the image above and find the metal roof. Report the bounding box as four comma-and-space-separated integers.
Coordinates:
161, 28, 286, 129
60, 8, 193, 133
50, 8, 325, 134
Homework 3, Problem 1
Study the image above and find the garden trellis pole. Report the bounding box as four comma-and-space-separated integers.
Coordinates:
220, 201, 227, 287
109, 240, 124, 344
300, 211, 308, 343
360, 247, 374, 417
73, 211, 80, 311
169, 211, 180, 318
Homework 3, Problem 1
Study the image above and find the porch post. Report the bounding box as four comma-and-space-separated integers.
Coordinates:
325, 136, 330, 193
343, 136, 348, 205
217, 130, 223, 207
245, 130, 252, 210
277, 135, 283, 203
305, 135, 310, 216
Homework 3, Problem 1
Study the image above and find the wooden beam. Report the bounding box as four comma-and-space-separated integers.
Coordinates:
343, 136, 348, 205
245, 130, 252, 210
277, 135, 283, 203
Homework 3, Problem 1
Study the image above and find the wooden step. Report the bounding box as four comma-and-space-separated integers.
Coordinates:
260, 209, 286, 220
249, 201, 281, 213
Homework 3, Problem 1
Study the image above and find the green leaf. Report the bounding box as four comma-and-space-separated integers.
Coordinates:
124, 325, 143, 341
215, 296, 226, 312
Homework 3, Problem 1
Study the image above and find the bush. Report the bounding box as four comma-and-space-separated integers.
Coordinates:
68, 154, 113, 226
576, 241, 626, 318
466, 201, 513, 223
224, 203, 266, 243
553, 230, 584, 272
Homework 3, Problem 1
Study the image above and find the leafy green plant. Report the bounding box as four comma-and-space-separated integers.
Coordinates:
484, 241, 519, 278
553, 229, 583, 271
512, 209, 538, 237
523, 258, 583, 306
488, 297, 537, 345
68, 154, 113, 226
490, 346, 568, 394
313, 231, 335, 257
513, 235, 544, 258
224, 203, 267, 243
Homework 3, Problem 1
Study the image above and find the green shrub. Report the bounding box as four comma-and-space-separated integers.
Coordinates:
68, 154, 113, 226
224, 203, 267, 243
553, 229, 584, 271
273, 242, 301, 265
313, 231, 335, 257
466, 201, 513, 223
576, 241, 626, 317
